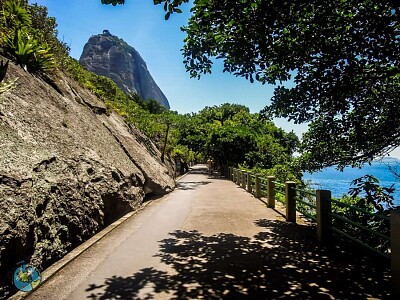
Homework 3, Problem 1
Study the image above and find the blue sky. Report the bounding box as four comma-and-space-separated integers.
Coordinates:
27, 0, 400, 159
28, 0, 309, 136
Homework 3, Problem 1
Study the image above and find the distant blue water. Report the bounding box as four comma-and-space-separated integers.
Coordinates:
303, 161, 400, 206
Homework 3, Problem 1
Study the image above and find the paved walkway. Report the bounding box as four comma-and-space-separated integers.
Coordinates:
27, 165, 390, 299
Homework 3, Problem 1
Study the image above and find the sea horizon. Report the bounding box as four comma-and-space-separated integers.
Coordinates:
303, 159, 400, 207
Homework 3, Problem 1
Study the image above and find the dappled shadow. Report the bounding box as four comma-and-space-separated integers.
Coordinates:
185, 167, 226, 178
85, 220, 390, 299
208, 173, 230, 180
176, 181, 211, 190
86, 268, 171, 300
186, 167, 208, 175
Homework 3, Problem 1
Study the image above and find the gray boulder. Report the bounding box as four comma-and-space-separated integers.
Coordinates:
79, 30, 170, 109
0, 59, 175, 298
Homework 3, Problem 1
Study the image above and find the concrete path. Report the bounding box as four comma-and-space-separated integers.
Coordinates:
26, 165, 390, 299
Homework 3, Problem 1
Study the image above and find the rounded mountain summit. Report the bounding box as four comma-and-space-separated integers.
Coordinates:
79, 30, 170, 109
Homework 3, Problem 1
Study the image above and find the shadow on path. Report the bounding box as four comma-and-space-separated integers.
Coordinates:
85, 220, 390, 299
176, 181, 211, 190
185, 166, 227, 180
185, 167, 208, 175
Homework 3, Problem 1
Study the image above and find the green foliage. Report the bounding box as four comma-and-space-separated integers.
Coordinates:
102, 0, 400, 172
348, 175, 394, 212
101, 0, 125, 5
207, 123, 256, 168
3, 29, 55, 72
153, 0, 188, 18
27, 4, 70, 69
107, 0, 400, 172
2, 0, 31, 29
143, 99, 167, 114
0, 0, 58, 74
266, 164, 301, 184
101, 0, 188, 19
0, 76, 17, 95
0, 59, 18, 96
64, 56, 180, 161
331, 194, 360, 215
171, 144, 195, 163
176, 103, 300, 179
65, 57, 127, 105
332, 175, 393, 255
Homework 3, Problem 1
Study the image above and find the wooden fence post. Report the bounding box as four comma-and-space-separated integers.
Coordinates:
285, 181, 296, 222
228, 167, 231, 180
241, 170, 246, 189
236, 169, 241, 185
267, 176, 275, 208
247, 172, 252, 193
392, 208, 400, 298
316, 190, 332, 244
255, 174, 261, 199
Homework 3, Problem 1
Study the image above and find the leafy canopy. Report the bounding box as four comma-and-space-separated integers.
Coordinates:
175, 103, 300, 180
102, 0, 400, 171
182, 0, 400, 170
101, 0, 125, 6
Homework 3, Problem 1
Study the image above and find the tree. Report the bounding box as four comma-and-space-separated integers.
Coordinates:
176, 113, 207, 155
101, 0, 125, 5
174, 103, 299, 175
143, 99, 167, 115
101, 0, 400, 171
183, 0, 400, 171
27, 3, 70, 68
199, 103, 249, 126
159, 111, 176, 163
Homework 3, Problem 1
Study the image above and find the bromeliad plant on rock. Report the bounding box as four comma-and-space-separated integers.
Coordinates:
2, 29, 55, 73
0, 0, 55, 74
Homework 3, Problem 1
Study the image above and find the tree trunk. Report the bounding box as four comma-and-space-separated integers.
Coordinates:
161, 124, 170, 163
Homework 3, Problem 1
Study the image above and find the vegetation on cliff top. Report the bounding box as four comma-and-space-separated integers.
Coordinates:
0, 0, 66, 73
0, 0, 300, 181
3, 0, 398, 185
103, 0, 400, 173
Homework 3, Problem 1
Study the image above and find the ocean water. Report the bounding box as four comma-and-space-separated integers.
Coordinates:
303, 160, 400, 206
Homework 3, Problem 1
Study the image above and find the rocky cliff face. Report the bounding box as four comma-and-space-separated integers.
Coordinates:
79, 30, 170, 109
0, 59, 175, 298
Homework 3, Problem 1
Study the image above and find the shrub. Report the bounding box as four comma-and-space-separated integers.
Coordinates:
332, 175, 393, 255
3, 29, 55, 73
0, 1, 55, 74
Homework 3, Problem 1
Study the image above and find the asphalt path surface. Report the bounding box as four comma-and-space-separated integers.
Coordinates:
26, 165, 390, 299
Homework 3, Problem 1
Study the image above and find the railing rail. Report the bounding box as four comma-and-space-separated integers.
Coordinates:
330, 212, 390, 241
228, 166, 392, 259
329, 226, 390, 259
330, 198, 390, 221
228, 166, 399, 296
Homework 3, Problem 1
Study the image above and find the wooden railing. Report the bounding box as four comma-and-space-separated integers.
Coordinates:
228, 166, 400, 295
